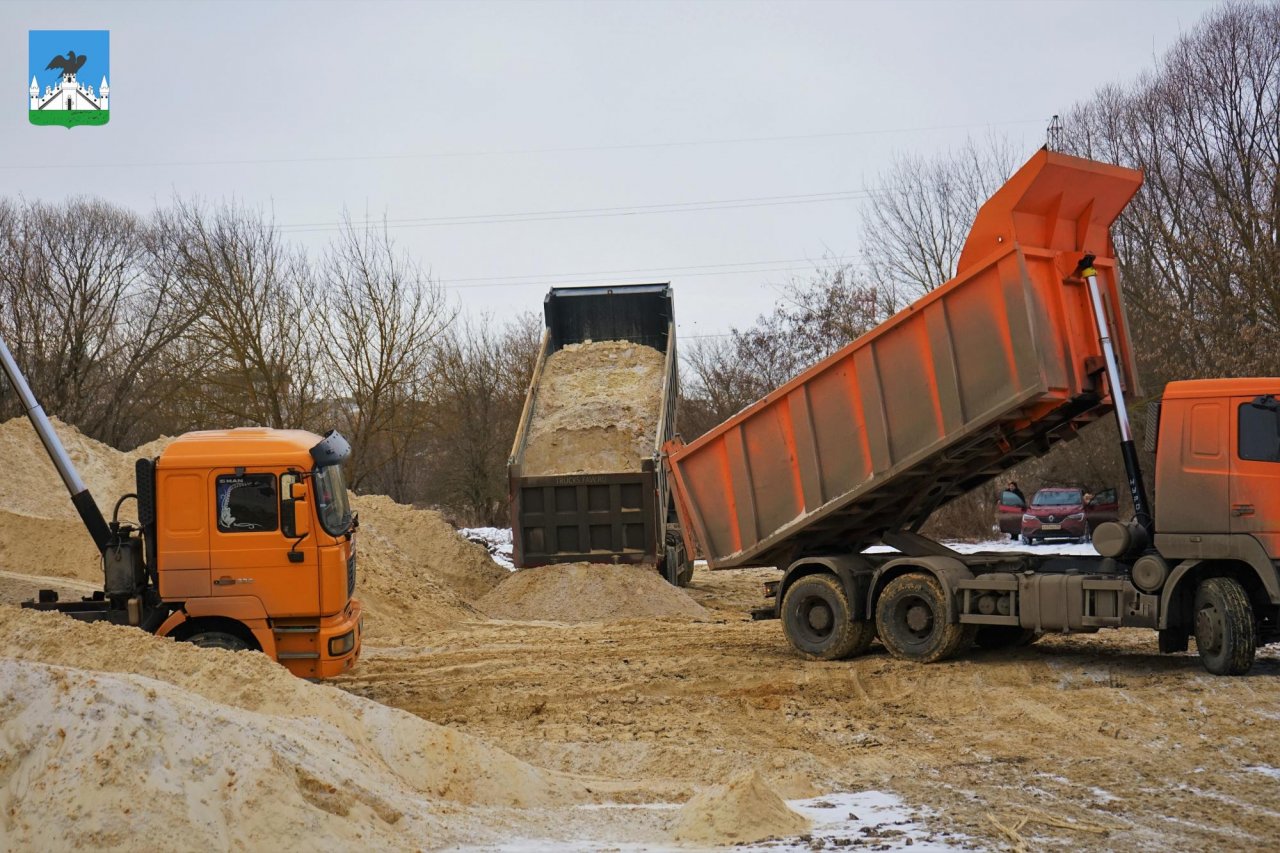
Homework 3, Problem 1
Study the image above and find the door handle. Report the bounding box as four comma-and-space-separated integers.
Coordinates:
1231, 504, 1255, 517
214, 576, 254, 586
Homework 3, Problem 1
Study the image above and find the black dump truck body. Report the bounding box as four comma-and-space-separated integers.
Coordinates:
508, 284, 688, 583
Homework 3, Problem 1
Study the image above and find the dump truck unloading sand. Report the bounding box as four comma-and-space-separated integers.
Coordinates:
665, 149, 1280, 674
0, 334, 362, 679
508, 284, 691, 584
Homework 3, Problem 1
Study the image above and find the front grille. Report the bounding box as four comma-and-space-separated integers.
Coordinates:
347, 551, 356, 597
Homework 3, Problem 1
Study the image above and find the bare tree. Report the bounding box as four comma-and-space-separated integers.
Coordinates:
1063, 1, 1280, 390
0, 198, 199, 446
680, 263, 889, 439
419, 313, 541, 525
319, 216, 455, 495
165, 199, 322, 430
860, 135, 1019, 303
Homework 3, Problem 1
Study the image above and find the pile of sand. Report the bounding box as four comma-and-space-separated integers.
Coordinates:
670, 770, 811, 845
521, 340, 665, 476
0, 417, 171, 582
477, 562, 708, 623
0, 606, 586, 850
352, 494, 508, 602
349, 494, 508, 642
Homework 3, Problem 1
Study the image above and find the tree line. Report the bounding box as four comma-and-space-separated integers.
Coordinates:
3, 2, 1275, 535
0, 199, 538, 526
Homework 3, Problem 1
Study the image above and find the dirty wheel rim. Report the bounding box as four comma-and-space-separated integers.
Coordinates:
895, 595, 935, 644
800, 597, 834, 639
1195, 604, 1223, 654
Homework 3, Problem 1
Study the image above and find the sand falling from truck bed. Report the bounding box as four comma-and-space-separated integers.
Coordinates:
520, 340, 665, 476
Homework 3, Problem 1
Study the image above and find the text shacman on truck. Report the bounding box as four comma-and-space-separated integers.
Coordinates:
665, 149, 1280, 675
1, 336, 362, 679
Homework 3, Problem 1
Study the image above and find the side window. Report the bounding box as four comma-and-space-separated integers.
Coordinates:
216, 473, 279, 532
1000, 490, 1024, 507
1239, 403, 1280, 462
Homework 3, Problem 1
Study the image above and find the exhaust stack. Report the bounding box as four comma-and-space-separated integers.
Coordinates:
0, 334, 112, 551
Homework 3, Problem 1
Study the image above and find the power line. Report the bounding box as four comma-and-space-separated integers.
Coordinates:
0, 117, 1043, 172
438, 258, 858, 291
280, 189, 877, 234
436, 253, 859, 286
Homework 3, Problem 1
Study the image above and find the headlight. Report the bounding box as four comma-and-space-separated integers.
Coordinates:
1022, 514, 1035, 522
328, 630, 356, 656
1067, 512, 1085, 521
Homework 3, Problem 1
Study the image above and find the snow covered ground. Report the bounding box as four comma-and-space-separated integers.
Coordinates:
468, 790, 960, 852
461, 526, 514, 569
457, 527, 1100, 571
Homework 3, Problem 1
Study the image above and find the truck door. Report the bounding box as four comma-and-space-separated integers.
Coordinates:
209, 469, 320, 617
1229, 396, 1280, 552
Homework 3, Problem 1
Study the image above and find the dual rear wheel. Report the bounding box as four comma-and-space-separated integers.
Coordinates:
780, 571, 975, 663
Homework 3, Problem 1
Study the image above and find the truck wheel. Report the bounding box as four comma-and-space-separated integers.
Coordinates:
781, 574, 873, 661
875, 573, 972, 663
974, 625, 1038, 650
1193, 577, 1256, 676
186, 631, 251, 652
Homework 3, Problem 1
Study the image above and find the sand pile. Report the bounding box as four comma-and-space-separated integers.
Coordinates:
477, 562, 708, 623
521, 340, 665, 476
0, 606, 586, 850
349, 495, 508, 642
0, 417, 171, 582
670, 770, 811, 845
352, 494, 508, 602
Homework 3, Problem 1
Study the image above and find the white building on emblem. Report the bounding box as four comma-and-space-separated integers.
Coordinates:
29, 71, 109, 112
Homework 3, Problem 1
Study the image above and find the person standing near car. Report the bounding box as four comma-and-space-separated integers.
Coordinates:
1006, 481, 1025, 504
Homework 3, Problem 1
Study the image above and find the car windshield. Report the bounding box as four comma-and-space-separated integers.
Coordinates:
1033, 489, 1082, 507
312, 464, 352, 536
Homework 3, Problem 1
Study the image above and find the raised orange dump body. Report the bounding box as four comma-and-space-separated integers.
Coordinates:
666, 150, 1144, 568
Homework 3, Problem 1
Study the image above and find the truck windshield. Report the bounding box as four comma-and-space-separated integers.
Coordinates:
312, 464, 352, 536
1033, 489, 1082, 506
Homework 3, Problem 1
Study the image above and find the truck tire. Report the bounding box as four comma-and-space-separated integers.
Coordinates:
781, 574, 873, 661
875, 573, 973, 663
662, 528, 694, 587
974, 625, 1038, 650
186, 631, 251, 652
1193, 577, 1256, 676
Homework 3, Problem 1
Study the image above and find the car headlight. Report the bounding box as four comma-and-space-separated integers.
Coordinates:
1067, 512, 1085, 521
328, 630, 356, 656
1022, 514, 1035, 522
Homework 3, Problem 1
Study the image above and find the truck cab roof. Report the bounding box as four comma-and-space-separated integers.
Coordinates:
1162, 378, 1280, 400
156, 428, 324, 470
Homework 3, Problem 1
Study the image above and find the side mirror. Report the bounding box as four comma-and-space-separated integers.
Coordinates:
282, 498, 311, 539
291, 481, 306, 501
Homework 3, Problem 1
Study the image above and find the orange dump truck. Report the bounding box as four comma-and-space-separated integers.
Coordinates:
3, 338, 362, 678
665, 149, 1280, 675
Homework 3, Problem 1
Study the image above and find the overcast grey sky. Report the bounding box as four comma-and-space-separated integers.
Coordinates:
2, 0, 1218, 339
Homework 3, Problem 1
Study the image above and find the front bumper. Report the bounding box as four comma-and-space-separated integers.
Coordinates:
1022, 517, 1087, 539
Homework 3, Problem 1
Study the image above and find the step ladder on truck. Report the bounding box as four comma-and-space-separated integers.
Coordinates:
664, 149, 1280, 675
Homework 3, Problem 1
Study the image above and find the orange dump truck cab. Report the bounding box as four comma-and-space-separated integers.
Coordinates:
1154, 379, 1280, 565
145, 428, 363, 678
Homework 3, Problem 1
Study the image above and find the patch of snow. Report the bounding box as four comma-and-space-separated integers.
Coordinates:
461, 527, 514, 569
1246, 765, 1280, 781
464, 790, 961, 852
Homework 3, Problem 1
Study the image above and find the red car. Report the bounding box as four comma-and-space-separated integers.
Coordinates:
1020, 487, 1118, 544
